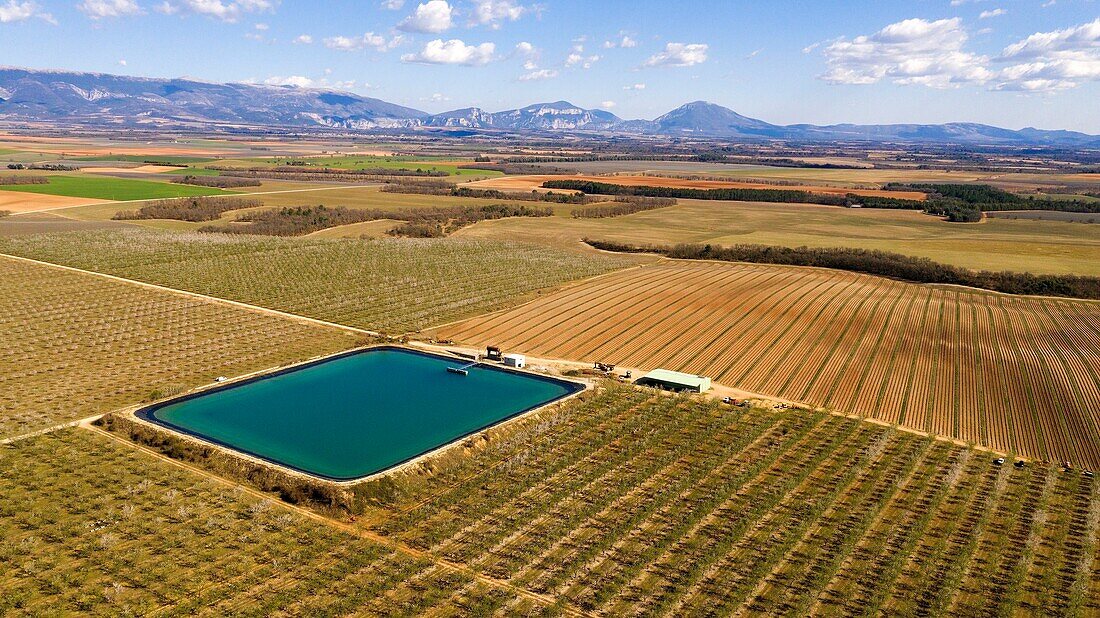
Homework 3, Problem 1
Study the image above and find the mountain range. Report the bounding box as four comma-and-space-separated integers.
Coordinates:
2, 67, 1097, 146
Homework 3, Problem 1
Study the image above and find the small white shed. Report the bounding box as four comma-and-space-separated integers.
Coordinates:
502, 353, 526, 368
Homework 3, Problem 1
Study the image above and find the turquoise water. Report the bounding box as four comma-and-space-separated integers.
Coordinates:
144, 347, 579, 480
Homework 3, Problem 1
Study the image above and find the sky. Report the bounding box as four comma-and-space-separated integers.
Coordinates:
1, 0, 1099, 132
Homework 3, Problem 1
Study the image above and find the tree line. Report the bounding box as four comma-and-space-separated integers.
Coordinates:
584, 239, 1100, 300
113, 197, 263, 222
171, 175, 261, 189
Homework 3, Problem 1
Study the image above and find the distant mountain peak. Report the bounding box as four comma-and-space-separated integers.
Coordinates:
0, 67, 1095, 145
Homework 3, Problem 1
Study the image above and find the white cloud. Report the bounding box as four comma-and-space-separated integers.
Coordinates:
818, 18, 992, 88
599, 100, 616, 109
156, 0, 274, 23
420, 92, 450, 102
78, 0, 142, 19
565, 52, 600, 69
398, 0, 451, 33
745, 48, 762, 59
623, 82, 645, 90
324, 32, 402, 52
0, 0, 53, 23
979, 8, 1006, 19
253, 21, 266, 29
994, 18, 1100, 91
644, 42, 708, 67
263, 75, 313, 88
470, 0, 527, 29
518, 68, 557, 80
605, 34, 636, 49
401, 38, 495, 65
381, 0, 403, 8
293, 33, 312, 44
118, 59, 127, 65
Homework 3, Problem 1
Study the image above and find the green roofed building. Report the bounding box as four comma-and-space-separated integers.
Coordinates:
635, 369, 712, 393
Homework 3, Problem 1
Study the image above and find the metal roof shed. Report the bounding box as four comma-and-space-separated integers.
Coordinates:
635, 369, 712, 393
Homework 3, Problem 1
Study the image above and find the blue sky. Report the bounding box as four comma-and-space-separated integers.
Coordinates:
2, 0, 1099, 132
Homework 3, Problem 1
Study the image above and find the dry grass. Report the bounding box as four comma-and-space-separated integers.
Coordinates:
0, 255, 357, 438
436, 260, 1100, 468
453, 199, 1100, 276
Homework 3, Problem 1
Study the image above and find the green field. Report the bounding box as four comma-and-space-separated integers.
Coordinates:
0, 229, 633, 333
455, 198, 1100, 276
0, 175, 227, 201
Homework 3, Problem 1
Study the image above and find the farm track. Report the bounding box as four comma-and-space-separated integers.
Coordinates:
438, 260, 1100, 468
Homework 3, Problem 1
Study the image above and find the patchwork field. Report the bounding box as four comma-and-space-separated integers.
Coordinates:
0, 229, 634, 333
437, 260, 1100, 468
0, 174, 226, 201
467, 174, 929, 200
454, 199, 1100, 276
0, 255, 357, 438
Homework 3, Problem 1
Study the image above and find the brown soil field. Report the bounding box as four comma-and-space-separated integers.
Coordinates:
435, 260, 1100, 468
466, 174, 929, 200
0, 192, 108, 213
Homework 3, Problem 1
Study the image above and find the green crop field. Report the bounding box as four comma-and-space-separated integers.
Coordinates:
455, 198, 1100, 276
0, 229, 634, 333
0, 255, 357, 438
0, 175, 227, 202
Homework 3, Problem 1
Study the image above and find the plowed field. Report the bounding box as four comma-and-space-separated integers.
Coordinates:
436, 260, 1100, 468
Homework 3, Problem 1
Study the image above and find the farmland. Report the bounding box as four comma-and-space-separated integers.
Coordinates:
369, 386, 1100, 616
227, 155, 502, 178
467, 174, 930, 200
454, 199, 1100, 276
436, 260, 1100, 468
0, 229, 634, 333
5, 384, 1098, 615
0, 174, 227, 201
0, 255, 357, 438
0, 429, 545, 615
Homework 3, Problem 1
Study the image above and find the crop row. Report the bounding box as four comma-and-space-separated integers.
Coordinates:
439, 260, 1100, 468
0, 229, 632, 334
373, 385, 1100, 615
0, 430, 551, 615
0, 256, 356, 438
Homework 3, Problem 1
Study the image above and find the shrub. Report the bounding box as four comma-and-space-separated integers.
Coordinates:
0, 175, 48, 185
